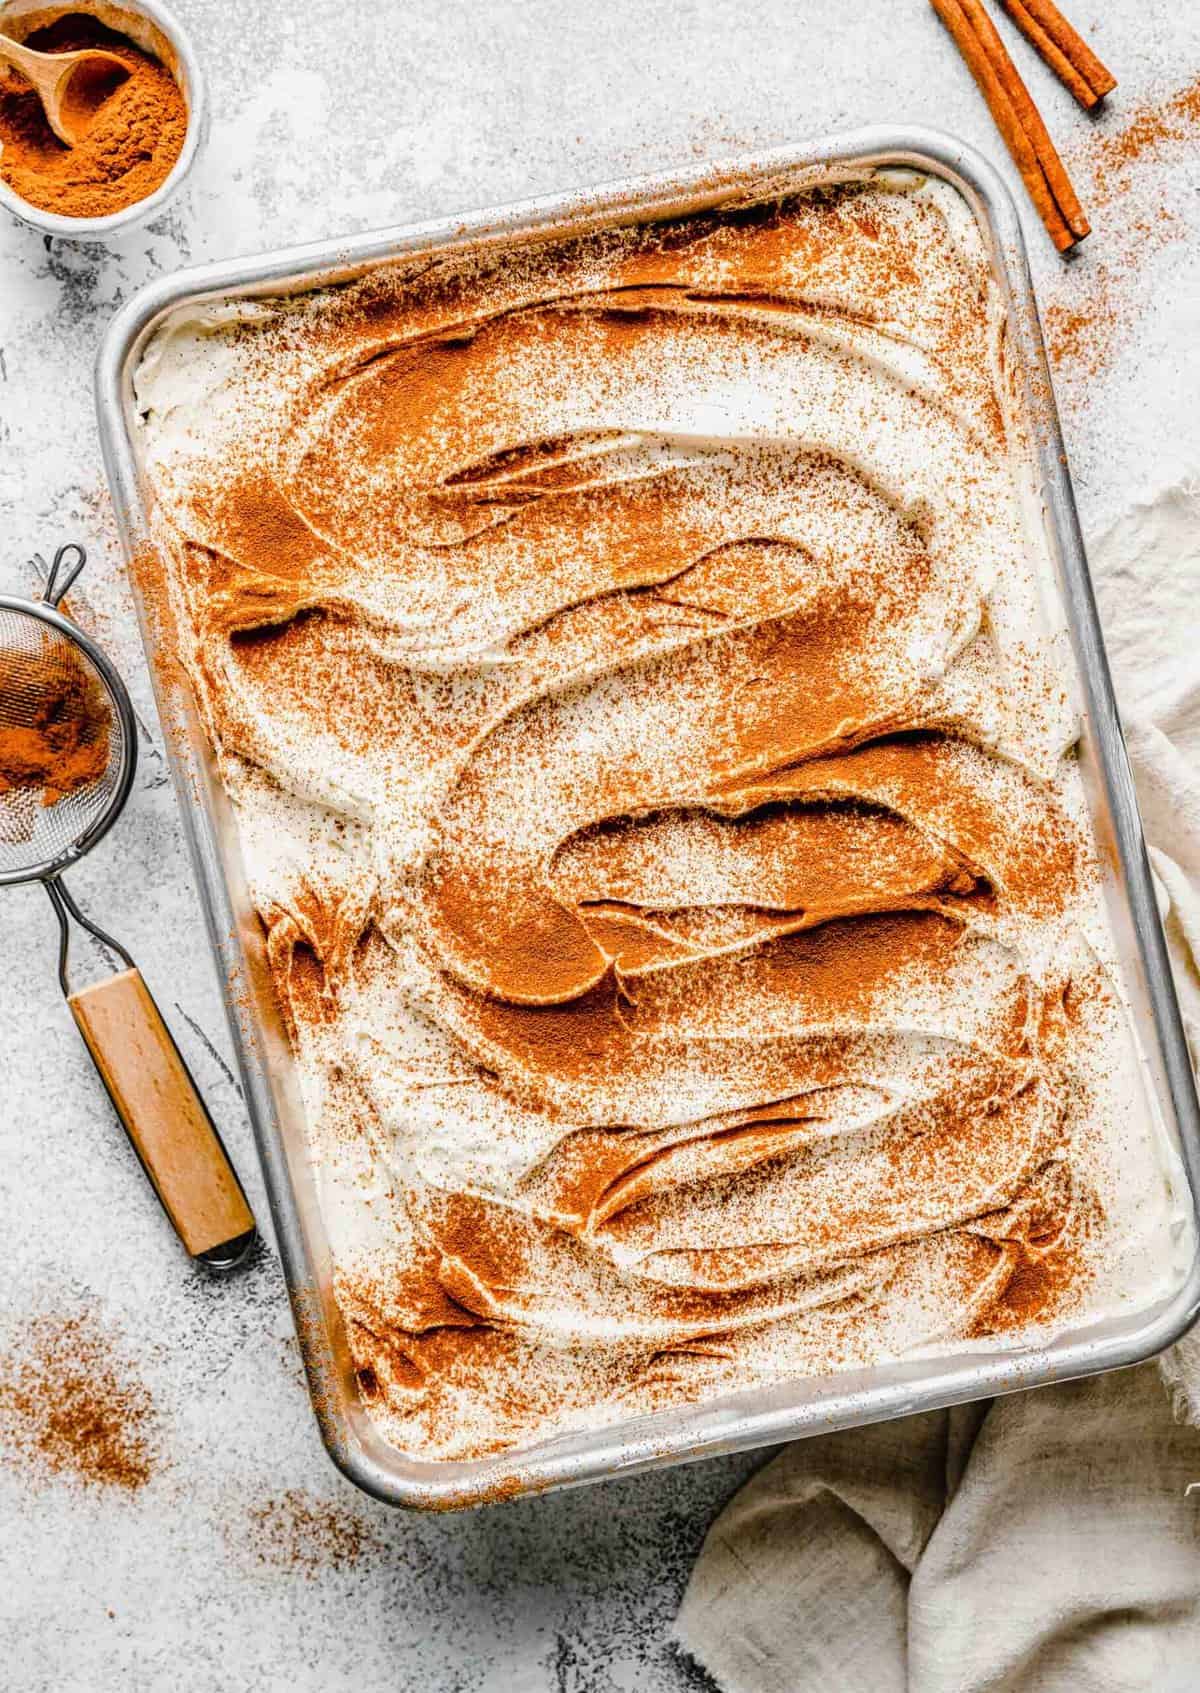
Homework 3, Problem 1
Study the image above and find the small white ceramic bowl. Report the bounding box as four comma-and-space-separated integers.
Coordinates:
0, 0, 206, 240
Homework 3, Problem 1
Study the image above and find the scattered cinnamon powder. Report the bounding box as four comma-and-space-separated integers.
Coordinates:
246, 1488, 383, 1576
0, 14, 187, 219
127, 537, 193, 745
1089, 74, 1200, 187
969, 1171, 1101, 1337
0, 627, 110, 806
0, 1306, 158, 1491
991, 1248, 1073, 1328
1044, 73, 1200, 381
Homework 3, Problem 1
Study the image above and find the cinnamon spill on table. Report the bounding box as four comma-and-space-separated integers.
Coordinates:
246, 1487, 384, 1576
1088, 76, 1200, 193
0, 1306, 158, 1492
1043, 72, 1200, 381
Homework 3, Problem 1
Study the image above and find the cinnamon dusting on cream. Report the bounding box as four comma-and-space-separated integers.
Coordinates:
132, 173, 1192, 1461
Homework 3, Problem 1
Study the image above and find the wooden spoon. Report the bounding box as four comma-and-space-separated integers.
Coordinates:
0, 33, 129, 147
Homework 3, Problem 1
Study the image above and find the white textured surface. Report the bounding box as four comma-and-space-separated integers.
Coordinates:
2, 2, 1200, 1687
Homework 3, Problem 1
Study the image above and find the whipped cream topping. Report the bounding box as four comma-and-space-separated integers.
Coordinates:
136, 172, 1193, 1460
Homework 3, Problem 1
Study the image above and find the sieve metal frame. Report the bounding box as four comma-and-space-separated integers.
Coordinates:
96, 127, 1200, 1511
0, 595, 139, 887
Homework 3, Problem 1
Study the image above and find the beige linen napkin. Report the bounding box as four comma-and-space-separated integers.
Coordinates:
675, 477, 1200, 1692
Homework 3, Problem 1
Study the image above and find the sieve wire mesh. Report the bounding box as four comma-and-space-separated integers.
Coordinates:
0, 603, 128, 877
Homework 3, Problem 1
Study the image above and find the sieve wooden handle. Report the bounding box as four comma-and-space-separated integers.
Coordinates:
69, 967, 255, 1261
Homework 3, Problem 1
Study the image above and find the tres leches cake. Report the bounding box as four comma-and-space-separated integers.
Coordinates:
135, 172, 1193, 1461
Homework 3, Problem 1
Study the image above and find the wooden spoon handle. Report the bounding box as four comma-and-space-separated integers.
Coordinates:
0, 36, 129, 145
69, 967, 256, 1263
0, 34, 46, 82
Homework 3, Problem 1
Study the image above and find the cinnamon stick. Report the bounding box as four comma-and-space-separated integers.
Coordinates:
1000, 0, 1116, 105
998, 0, 1100, 109
930, 0, 1089, 252
962, 0, 1089, 238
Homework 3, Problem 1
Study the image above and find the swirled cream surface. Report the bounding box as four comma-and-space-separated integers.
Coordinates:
136, 174, 1193, 1460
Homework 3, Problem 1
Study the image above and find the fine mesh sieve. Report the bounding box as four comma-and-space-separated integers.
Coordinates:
0, 572, 134, 886
1, 543, 255, 1270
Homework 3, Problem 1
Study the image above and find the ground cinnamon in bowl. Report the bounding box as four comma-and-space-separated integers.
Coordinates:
0, 12, 186, 219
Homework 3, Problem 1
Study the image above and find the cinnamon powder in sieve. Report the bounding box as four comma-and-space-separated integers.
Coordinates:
0, 631, 110, 806
0, 14, 186, 219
